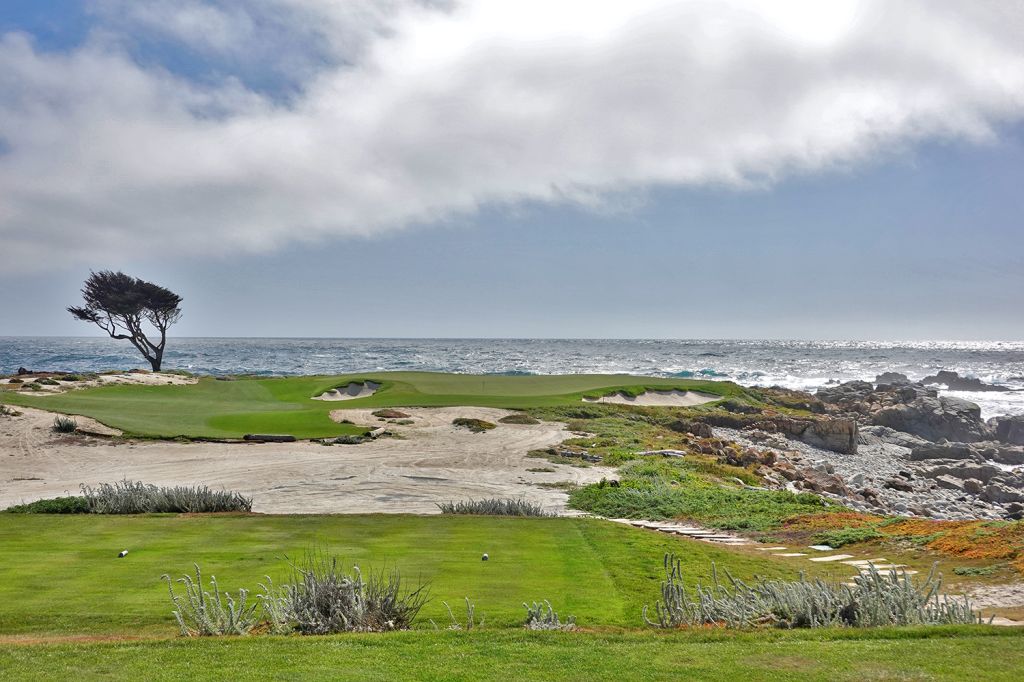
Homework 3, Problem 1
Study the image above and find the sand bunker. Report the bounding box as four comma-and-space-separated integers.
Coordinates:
0, 406, 613, 515
313, 381, 380, 401
583, 389, 721, 407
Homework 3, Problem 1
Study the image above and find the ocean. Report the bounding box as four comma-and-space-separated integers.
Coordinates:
2, 337, 1022, 418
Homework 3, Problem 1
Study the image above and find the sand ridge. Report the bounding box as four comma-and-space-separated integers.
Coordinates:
0, 406, 612, 515
313, 381, 381, 401
0, 371, 197, 394
583, 389, 721, 407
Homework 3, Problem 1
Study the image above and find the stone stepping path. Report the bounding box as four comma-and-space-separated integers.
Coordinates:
606, 519, 753, 547
773, 552, 808, 557
808, 554, 855, 562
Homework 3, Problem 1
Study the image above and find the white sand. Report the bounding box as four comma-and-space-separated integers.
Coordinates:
0, 406, 612, 514
313, 381, 380, 401
1, 372, 197, 394
583, 389, 721, 407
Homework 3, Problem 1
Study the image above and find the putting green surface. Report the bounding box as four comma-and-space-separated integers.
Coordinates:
0, 372, 739, 439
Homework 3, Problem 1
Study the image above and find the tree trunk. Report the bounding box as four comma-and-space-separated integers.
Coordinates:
149, 353, 163, 372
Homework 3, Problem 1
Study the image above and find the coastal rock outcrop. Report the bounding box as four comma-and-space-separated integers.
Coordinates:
991, 415, 1024, 446
871, 396, 990, 443
921, 370, 1005, 392
874, 372, 910, 385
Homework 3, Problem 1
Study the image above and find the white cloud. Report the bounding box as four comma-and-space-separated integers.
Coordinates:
1, 0, 1023, 270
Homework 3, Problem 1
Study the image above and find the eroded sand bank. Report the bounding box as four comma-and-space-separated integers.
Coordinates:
583, 389, 721, 407
0, 406, 612, 514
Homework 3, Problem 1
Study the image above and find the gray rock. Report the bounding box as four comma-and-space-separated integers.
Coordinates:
934, 475, 965, 491
858, 425, 929, 449
921, 370, 1006, 392
982, 483, 1024, 504
963, 478, 984, 494
875, 372, 910, 385
872, 395, 990, 443
990, 416, 1024, 446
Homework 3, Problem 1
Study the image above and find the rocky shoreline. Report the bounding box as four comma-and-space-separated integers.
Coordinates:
703, 372, 1024, 521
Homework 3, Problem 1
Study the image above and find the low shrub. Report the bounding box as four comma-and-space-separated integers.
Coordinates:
37, 378, 60, 386
437, 498, 552, 517
372, 409, 410, 419
163, 565, 258, 636
7, 378, 23, 384
813, 526, 885, 548
523, 600, 576, 631
283, 551, 429, 634
452, 417, 496, 433
643, 554, 987, 629
53, 416, 78, 433
81, 480, 253, 514
433, 597, 484, 631
3, 496, 90, 514
0, 405, 18, 417
498, 413, 540, 425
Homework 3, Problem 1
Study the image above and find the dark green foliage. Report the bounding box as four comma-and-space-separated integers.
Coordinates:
452, 417, 497, 433
68, 270, 183, 372
437, 498, 552, 517
37, 378, 60, 386
373, 409, 411, 419
3, 496, 90, 514
952, 565, 1001, 577
814, 526, 885, 548
569, 459, 829, 531
499, 413, 541, 425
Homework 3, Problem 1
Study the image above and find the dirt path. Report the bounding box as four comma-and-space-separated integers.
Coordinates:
0, 407, 611, 514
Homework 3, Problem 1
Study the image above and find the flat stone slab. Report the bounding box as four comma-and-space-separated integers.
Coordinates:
858, 565, 909, 572
841, 559, 888, 566
808, 554, 855, 563
773, 552, 808, 557
756, 546, 788, 551
808, 545, 835, 551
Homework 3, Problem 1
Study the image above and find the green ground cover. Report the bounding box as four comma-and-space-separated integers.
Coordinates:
0, 514, 807, 637
3, 628, 1022, 681
0, 372, 739, 439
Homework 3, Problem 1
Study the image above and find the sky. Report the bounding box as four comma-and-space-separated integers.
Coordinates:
0, 0, 1022, 340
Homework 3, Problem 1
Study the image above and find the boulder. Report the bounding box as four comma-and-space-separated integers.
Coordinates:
909, 441, 980, 461
963, 478, 984, 494
800, 418, 858, 454
875, 372, 910, 385
982, 483, 1024, 504
990, 415, 1024, 446
816, 380, 874, 406
883, 478, 914, 492
921, 462, 1002, 483
872, 396, 990, 443
858, 425, 929, 449
934, 475, 965, 491
921, 370, 1005, 392
668, 419, 714, 438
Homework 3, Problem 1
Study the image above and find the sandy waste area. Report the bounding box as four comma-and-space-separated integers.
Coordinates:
0, 406, 613, 514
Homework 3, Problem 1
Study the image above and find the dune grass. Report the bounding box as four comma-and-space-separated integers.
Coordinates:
0, 372, 738, 439
0, 514, 816, 637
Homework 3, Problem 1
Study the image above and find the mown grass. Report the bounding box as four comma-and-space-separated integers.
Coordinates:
0, 372, 739, 439
0, 514, 809, 637
3, 628, 1023, 681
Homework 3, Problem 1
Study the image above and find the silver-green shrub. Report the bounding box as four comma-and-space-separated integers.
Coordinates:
81, 479, 252, 513
437, 498, 551, 517
282, 551, 429, 634
162, 564, 258, 636
53, 416, 78, 433
523, 600, 576, 631
433, 597, 484, 631
643, 554, 990, 629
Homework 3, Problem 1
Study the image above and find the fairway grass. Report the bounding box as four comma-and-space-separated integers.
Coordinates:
0, 514, 800, 636
2, 514, 1019, 680
0, 372, 740, 439
3, 628, 1023, 681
